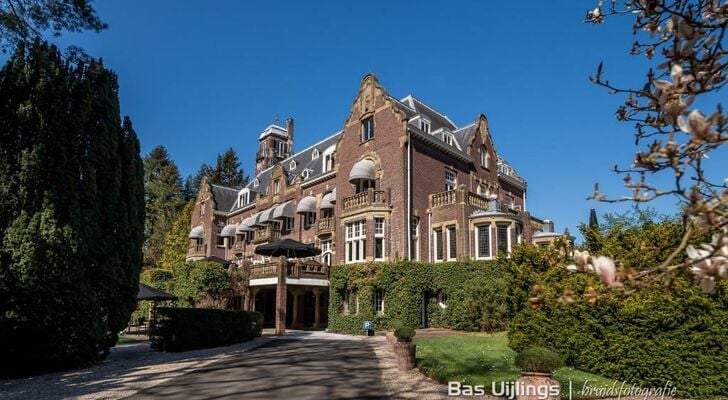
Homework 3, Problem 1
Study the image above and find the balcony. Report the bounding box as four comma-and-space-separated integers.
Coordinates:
317, 217, 334, 235
342, 189, 389, 212
253, 226, 281, 244
429, 189, 490, 210
233, 240, 246, 255
249, 260, 329, 280
186, 244, 205, 258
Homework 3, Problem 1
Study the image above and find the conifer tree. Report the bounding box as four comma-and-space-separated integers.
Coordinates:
209, 147, 248, 189
158, 200, 195, 270
0, 41, 144, 375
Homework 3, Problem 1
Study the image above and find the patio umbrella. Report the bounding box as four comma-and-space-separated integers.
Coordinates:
255, 238, 322, 259
137, 283, 177, 301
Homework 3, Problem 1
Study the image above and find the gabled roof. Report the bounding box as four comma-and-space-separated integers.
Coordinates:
210, 184, 239, 212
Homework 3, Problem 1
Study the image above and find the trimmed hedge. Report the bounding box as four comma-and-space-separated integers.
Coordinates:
153, 307, 262, 352
328, 260, 519, 334
508, 268, 728, 398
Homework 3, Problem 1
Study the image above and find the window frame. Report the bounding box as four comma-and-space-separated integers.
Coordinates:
345, 219, 367, 263
445, 170, 457, 192
373, 288, 384, 316
434, 228, 444, 262
374, 217, 385, 261
446, 225, 457, 261
476, 224, 492, 260
361, 116, 375, 142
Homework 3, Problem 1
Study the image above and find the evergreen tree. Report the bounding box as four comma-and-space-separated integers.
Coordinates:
0, 41, 144, 375
143, 146, 184, 267
158, 200, 195, 270
210, 148, 248, 189
183, 163, 214, 201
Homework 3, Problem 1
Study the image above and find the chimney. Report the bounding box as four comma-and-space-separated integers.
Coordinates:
286, 118, 294, 153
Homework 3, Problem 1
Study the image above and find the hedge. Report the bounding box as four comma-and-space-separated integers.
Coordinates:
327, 260, 520, 334
508, 268, 728, 398
152, 307, 262, 352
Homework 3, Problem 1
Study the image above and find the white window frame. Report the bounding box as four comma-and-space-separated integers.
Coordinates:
345, 220, 367, 263
276, 140, 287, 157
446, 225, 457, 261
475, 224, 493, 260
361, 116, 375, 142
374, 217, 385, 261
420, 119, 431, 133
273, 179, 280, 194
322, 146, 335, 173
445, 170, 457, 192
289, 160, 296, 170
253, 179, 260, 188
374, 289, 384, 316
312, 149, 320, 159
496, 224, 512, 257
443, 132, 455, 146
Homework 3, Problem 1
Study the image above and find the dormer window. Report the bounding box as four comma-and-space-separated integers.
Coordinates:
322, 145, 335, 173
312, 149, 320, 159
361, 116, 374, 142
420, 120, 430, 133
253, 178, 260, 188
237, 189, 250, 207
273, 179, 281, 194
302, 169, 311, 180
480, 145, 490, 169
289, 160, 297, 170
443, 132, 455, 146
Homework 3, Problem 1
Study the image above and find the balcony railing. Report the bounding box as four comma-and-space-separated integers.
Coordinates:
233, 241, 246, 254
186, 244, 205, 258
342, 189, 388, 212
253, 226, 281, 244
249, 260, 329, 280
429, 189, 490, 210
317, 217, 334, 235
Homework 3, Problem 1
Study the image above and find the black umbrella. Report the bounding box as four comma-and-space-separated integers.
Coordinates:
255, 238, 322, 259
137, 283, 177, 301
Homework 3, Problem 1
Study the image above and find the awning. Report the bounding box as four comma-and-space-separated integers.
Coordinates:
348, 159, 376, 183
220, 224, 237, 237
243, 214, 258, 228
272, 201, 295, 219
296, 196, 316, 214
320, 189, 336, 209
237, 220, 252, 233
189, 225, 204, 239
256, 208, 275, 225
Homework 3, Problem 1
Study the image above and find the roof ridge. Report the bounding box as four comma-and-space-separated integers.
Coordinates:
408, 95, 458, 129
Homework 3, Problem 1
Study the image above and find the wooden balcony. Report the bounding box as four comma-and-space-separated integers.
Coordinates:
317, 217, 334, 235
249, 260, 329, 280
429, 189, 490, 210
186, 244, 205, 258
342, 189, 389, 212
253, 226, 281, 244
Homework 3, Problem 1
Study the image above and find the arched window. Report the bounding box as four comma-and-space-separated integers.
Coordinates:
289, 160, 297, 170
302, 169, 311, 180
480, 145, 490, 169
312, 149, 320, 159
253, 178, 260, 188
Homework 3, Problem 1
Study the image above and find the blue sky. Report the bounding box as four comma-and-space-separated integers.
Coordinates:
4, 0, 725, 240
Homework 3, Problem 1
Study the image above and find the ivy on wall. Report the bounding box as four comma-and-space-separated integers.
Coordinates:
327, 260, 522, 334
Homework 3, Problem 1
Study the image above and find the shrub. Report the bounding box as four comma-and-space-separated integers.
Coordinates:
393, 322, 416, 342
328, 260, 519, 334
153, 307, 262, 352
515, 347, 562, 374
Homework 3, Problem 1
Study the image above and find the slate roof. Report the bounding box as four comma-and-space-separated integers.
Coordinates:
210, 184, 239, 212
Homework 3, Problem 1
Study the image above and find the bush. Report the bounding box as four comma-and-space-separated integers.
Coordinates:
153, 307, 262, 352
508, 272, 728, 398
328, 260, 519, 334
393, 321, 416, 342
515, 347, 562, 373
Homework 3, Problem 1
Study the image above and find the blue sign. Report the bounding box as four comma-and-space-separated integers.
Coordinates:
363, 321, 373, 330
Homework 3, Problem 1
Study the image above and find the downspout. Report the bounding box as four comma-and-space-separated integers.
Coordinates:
407, 128, 412, 260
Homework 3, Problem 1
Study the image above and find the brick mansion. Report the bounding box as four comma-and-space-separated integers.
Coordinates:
187, 74, 566, 328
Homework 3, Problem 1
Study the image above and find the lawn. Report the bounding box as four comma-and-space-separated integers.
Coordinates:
116, 335, 143, 345
415, 332, 616, 399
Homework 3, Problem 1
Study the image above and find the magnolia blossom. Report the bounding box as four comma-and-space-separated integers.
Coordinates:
686, 233, 728, 293
566, 251, 616, 286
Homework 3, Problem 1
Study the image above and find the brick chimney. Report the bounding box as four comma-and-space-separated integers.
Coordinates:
286, 118, 294, 153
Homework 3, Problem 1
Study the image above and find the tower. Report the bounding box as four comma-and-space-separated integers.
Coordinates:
255, 118, 294, 175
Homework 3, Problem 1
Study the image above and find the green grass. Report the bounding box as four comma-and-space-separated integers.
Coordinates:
116, 335, 142, 345
415, 332, 616, 399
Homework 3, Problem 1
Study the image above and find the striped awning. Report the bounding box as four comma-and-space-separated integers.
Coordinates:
320, 189, 336, 209
220, 224, 237, 237
256, 208, 275, 225
348, 159, 376, 183
272, 201, 295, 220
189, 225, 204, 239
237, 219, 253, 233
296, 196, 316, 214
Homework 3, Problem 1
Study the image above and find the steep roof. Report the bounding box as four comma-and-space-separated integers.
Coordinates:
210, 184, 239, 212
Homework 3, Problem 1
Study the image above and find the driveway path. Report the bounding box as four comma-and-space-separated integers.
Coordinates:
129, 332, 388, 399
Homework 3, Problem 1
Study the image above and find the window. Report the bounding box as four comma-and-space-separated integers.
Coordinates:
312, 149, 320, 159
478, 183, 490, 197
345, 220, 367, 263
321, 239, 332, 266
361, 116, 375, 141
420, 120, 431, 133
283, 217, 294, 232
443, 132, 455, 146
410, 217, 419, 260
356, 178, 374, 194
342, 289, 350, 314
447, 226, 457, 260
273, 179, 280, 194
497, 224, 510, 256
238, 190, 250, 207
305, 212, 316, 229
216, 225, 225, 247
323, 149, 335, 173
374, 289, 384, 315
434, 228, 444, 261
374, 217, 385, 261
480, 145, 491, 169
253, 179, 259, 188
445, 170, 457, 191
289, 160, 297, 170
275, 140, 287, 157
200, 201, 205, 216
477, 225, 491, 259
302, 169, 311, 180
